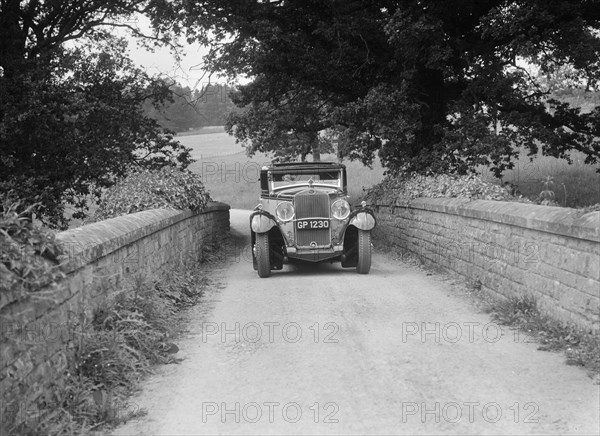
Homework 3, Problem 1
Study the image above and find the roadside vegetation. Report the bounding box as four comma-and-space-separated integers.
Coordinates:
1, 210, 222, 435
376, 239, 600, 383
365, 173, 521, 205
0, 197, 65, 299
9, 261, 217, 436
487, 294, 600, 382
90, 167, 211, 222
365, 165, 600, 210
1, 171, 217, 434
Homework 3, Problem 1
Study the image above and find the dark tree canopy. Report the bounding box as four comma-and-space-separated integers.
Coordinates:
182, 0, 600, 174
226, 83, 334, 161
0, 0, 194, 228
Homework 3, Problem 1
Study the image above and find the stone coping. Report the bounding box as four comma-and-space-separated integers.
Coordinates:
56, 202, 230, 273
374, 198, 599, 243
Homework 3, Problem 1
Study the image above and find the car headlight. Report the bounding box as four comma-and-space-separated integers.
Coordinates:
275, 201, 295, 222
331, 199, 350, 220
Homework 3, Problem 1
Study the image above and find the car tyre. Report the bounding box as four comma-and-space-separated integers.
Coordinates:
356, 230, 371, 274
256, 232, 271, 278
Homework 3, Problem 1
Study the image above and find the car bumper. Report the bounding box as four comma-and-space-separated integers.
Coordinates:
286, 245, 344, 262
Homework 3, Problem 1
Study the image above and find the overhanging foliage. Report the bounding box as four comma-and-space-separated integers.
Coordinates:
178, 0, 600, 175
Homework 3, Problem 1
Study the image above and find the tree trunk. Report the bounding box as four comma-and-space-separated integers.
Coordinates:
413, 68, 445, 166
312, 146, 321, 162
0, 1, 27, 80
311, 134, 321, 162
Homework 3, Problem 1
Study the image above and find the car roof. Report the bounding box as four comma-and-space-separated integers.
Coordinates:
267, 161, 345, 173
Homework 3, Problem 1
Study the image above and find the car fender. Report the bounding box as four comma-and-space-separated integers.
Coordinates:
250, 210, 278, 234
348, 209, 376, 231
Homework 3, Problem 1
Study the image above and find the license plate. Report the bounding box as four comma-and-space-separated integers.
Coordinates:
296, 219, 330, 230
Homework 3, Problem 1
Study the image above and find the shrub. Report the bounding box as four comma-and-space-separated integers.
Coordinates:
0, 198, 64, 296
93, 167, 211, 221
366, 172, 525, 205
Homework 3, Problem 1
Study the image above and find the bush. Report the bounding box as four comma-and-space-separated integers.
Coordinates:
93, 167, 211, 221
0, 198, 64, 296
366, 173, 525, 205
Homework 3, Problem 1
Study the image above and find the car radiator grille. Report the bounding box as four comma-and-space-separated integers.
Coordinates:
294, 191, 331, 247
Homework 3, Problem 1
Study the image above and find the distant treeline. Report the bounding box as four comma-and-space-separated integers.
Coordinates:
143, 83, 237, 133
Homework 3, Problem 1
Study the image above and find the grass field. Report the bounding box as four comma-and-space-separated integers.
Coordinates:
183, 131, 385, 209
479, 150, 600, 207
175, 126, 227, 137
177, 132, 244, 161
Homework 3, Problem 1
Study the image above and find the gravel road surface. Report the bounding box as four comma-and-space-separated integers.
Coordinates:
113, 209, 600, 435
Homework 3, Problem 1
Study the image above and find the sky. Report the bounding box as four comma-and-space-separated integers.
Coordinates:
128, 40, 210, 91
122, 15, 227, 91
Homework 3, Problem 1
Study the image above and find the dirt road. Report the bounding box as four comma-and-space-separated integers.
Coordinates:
113, 209, 599, 435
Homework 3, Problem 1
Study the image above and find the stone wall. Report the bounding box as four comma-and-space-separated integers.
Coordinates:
0, 202, 230, 428
373, 198, 599, 331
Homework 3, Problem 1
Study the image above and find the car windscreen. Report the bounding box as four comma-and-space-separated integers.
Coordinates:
272, 171, 340, 182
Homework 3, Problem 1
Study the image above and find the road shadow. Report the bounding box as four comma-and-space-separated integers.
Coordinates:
268, 260, 362, 279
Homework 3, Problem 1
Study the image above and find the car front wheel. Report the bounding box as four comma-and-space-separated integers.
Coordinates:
356, 230, 372, 274
255, 232, 271, 278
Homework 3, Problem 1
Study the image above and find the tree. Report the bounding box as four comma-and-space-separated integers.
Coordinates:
0, 0, 195, 228
143, 84, 200, 131
193, 83, 238, 127
142, 83, 239, 132
226, 81, 334, 161
181, 0, 600, 174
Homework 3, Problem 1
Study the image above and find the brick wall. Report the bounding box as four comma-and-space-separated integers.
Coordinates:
0, 202, 229, 428
373, 198, 599, 331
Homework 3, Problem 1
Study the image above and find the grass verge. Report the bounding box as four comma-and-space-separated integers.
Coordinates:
374, 235, 600, 383
487, 294, 600, 381
8, 240, 223, 435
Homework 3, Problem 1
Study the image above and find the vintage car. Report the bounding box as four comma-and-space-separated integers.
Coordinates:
250, 161, 376, 277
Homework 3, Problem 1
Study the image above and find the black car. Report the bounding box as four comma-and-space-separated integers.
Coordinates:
250, 162, 376, 277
